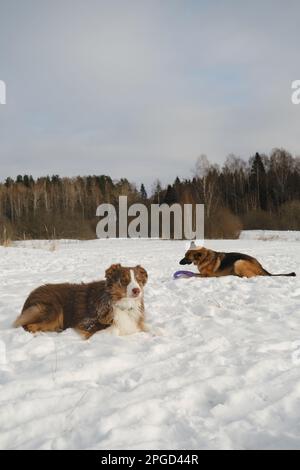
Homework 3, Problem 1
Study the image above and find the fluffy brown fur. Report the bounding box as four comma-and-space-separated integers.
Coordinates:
180, 244, 296, 278
13, 264, 148, 339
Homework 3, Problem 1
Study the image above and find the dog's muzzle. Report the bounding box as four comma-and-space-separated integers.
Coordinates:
179, 257, 192, 265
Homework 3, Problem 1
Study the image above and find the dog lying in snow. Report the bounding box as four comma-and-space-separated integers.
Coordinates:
13, 264, 149, 339
180, 242, 296, 278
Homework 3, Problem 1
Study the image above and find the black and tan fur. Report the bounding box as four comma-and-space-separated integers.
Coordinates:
180, 243, 296, 278
13, 264, 148, 339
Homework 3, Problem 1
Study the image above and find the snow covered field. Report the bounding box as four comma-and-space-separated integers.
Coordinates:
1, 233, 300, 450
240, 230, 300, 242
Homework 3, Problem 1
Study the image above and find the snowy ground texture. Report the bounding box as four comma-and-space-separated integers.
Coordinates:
1, 232, 300, 450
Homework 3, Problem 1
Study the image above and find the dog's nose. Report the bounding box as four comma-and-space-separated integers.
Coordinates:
132, 287, 140, 297
180, 257, 193, 265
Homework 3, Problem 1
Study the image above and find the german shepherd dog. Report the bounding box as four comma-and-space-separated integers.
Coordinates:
180, 242, 296, 278
13, 264, 148, 339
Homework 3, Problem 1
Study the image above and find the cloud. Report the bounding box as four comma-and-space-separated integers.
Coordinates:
0, 0, 300, 185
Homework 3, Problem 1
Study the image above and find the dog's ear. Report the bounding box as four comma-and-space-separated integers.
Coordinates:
135, 265, 148, 285
105, 264, 122, 282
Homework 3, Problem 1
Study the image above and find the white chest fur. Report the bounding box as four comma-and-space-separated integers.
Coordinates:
113, 298, 142, 335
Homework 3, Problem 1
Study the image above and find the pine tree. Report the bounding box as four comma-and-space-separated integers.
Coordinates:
51, 175, 60, 184
164, 185, 178, 205
23, 175, 32, 188
5, 177, 14, 187
250, 152, 267, 210
140, 183, 147, 200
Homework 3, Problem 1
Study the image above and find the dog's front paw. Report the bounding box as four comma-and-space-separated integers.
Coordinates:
99, 325, 120, 336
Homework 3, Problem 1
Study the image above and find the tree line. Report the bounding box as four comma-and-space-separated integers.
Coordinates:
1, 147, 300, 242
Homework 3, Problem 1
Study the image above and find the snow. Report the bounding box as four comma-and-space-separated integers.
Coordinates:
0, 234, 300, 450
240, 230, 300, 242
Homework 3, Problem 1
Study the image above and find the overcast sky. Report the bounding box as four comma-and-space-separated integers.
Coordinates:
0, 0, 299, 186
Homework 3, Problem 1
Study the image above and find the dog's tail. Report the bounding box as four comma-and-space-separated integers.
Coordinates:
13, 305, 43, 328
264, 269, 296, 277
271, 272, 296, 277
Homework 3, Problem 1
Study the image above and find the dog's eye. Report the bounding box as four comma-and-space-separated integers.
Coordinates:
135, 269, 148, 285
120, 274, 130, 286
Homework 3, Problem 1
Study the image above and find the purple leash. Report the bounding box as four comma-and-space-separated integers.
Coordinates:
173, 270, 200, 279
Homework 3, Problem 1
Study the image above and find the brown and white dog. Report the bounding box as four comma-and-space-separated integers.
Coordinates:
180, 242, 296, 278
13, 264, 148, 339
